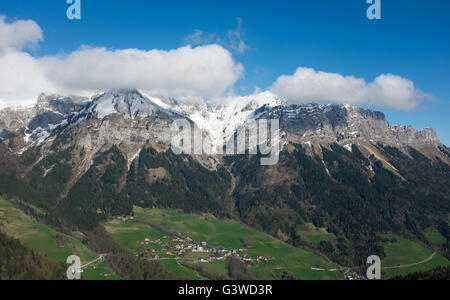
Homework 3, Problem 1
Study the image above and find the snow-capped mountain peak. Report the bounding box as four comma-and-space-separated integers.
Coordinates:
1, 88, 442, 157
89, 89, 170, 119
170, 91, 287, 151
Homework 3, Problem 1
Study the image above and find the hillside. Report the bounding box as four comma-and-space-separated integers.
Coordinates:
380, 234, 450, 278
0, 196, 120, 280
0, 231, 65, 280
0, 89, 449, 279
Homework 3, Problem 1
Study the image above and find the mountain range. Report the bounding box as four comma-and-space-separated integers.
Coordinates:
0, 89, 449, 268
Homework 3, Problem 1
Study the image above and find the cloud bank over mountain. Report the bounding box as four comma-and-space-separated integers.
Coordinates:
0, 16, 243, 107
271, 67, 432, 110
0, 16, 433, 111
40, 45, 243, 99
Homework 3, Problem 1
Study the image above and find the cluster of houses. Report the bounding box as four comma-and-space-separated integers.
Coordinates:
135, 234, 273, 264
256, 255, 274, 262
342, 269, 364, 280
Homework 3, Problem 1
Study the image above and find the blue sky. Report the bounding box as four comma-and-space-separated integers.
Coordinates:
1, 0, 449, 144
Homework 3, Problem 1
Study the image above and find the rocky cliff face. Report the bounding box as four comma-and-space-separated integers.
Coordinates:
0, 106, 35, 140
0, 89, 445, 166
26, 90, 184, 194
390, 125, 441, 147
268, 103, 442, 149
0, 94, 89, 147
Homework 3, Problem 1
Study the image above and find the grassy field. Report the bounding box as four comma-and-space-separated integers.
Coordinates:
105, 207, 340, 280
381, 234, 450, 278
82, 261, 122, 280
105, 217, 203, 280
424, 229, 447, 246
0, 196, 119, 280
161, 259, 203, 280
185, 260, 231, 279
105, 219, 165, 252
299, 223, 335, 243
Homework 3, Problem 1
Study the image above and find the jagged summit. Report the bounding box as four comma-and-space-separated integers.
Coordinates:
0, 89, 444, 157
270, 102, 442, 149
86, 89, 172, 119
0, 94, 89, 144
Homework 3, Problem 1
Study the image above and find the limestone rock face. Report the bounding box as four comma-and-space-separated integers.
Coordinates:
389, 125, 441, 147
30, 89, 183, 185
267, 103, 442, 149
0, 89, 445, 168
0, 94, 89, 144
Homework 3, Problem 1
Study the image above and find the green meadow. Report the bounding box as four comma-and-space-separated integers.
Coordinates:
299, 223, 335, 243
106, 207, 340, 280
185, 260, 231, 279
424, 229, 447, 246
381, 234, 450, 278
161, 259, 203, 280
105, 217, 202, 280
105, 219, 165, 253
82, 261, 122, 280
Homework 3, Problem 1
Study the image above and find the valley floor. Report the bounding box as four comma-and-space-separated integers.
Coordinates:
1, 195, 448, 280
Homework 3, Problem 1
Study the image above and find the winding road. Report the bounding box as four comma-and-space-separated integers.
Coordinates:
382, 252, 437, 270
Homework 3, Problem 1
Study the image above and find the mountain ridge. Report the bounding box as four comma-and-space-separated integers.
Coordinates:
0, 89, 449, 269
0, 89, 444, 152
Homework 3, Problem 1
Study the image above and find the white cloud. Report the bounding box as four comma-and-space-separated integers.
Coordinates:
0, 16, 43, 51
271, 68, 368, 105
271, 67, 431, 110
184, 18, 248, 54
40, 44, 243, 98
0, 49, 55, 107
367, 74, 427, 110
0, 16, 243, 108
0, 16, 432, 112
